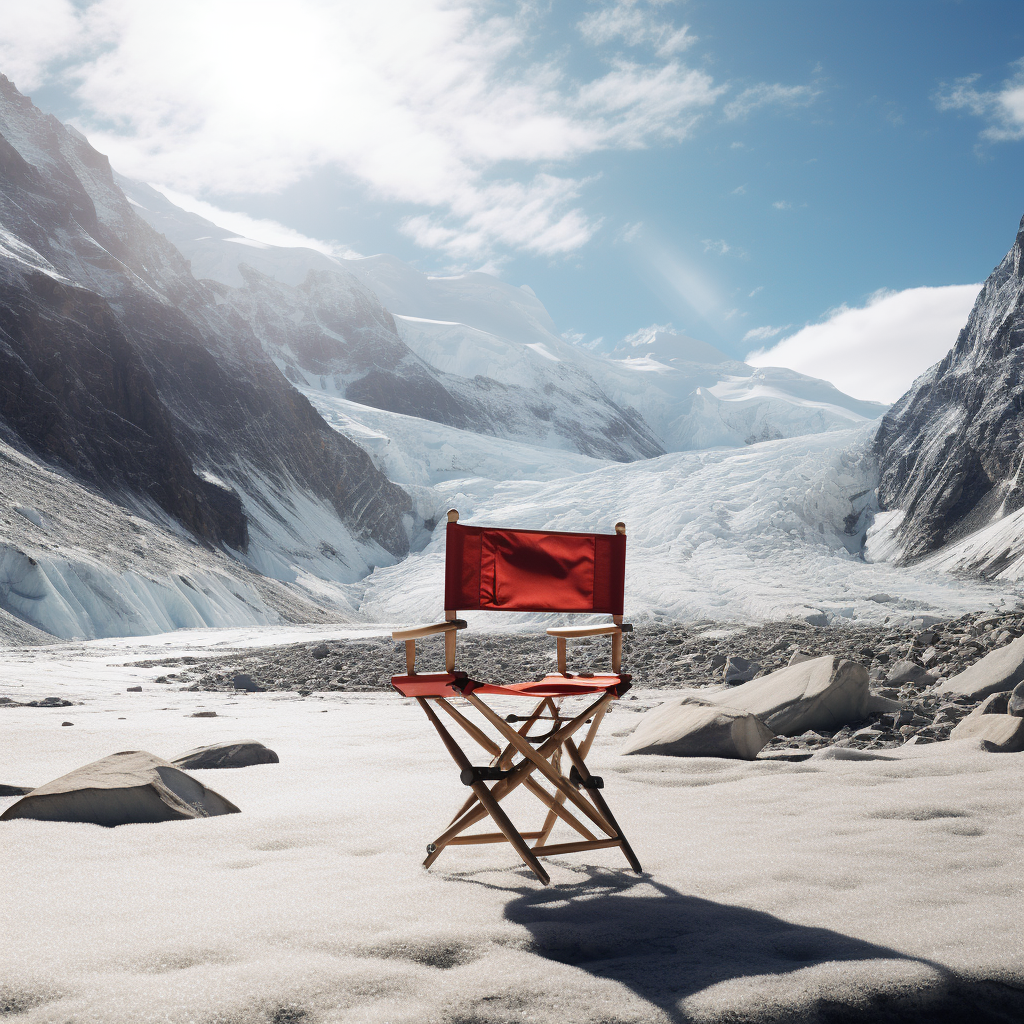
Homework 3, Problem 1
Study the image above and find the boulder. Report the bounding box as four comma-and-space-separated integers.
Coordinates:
937, 636, 1024, 700
0, 751, 240, 826
950, 714, 1024, 753
622, 698, 774, 760
231, 674, 262, 692
886, 660, 936, 687
970, 691, 1011, 717
786, 650, 812, 666
701, 657, 870, 736
723, 656, 760, 683
172, 740, 279, 769
0, 783, 33, 796
1008, 680, 1024, 718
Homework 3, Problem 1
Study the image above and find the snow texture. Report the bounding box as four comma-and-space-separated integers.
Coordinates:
0, 645, 1020, 1023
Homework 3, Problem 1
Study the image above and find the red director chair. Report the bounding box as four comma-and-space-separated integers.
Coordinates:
391, 509, 642, 885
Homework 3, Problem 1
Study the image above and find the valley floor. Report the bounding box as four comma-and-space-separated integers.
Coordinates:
1, 627, 1022, 1023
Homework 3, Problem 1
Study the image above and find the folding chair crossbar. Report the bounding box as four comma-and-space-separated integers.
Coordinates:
393, 510, 642, 884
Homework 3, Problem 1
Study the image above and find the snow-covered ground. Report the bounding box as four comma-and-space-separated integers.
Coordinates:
1, 643, 1020, 1023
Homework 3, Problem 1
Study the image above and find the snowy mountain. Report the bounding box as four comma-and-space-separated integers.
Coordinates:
0, 74, 413, 639
873, 213, 1024, 574
118, 177, 886, 456
119, 179, 664, 462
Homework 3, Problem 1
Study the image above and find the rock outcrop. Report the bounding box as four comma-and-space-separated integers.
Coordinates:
700, 656, 871, 736
874, 213, 1024, 567
622, 698, 774, 759
950, 713, 1024, 752
0, 750, 240, 825
172, 741, 279, 769
935, 636, 1024, 700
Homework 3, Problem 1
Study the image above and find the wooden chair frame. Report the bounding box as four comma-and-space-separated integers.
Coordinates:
392, 510, 642, 885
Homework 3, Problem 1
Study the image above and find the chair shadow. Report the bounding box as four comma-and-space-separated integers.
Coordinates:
450, 866, 1019, 1023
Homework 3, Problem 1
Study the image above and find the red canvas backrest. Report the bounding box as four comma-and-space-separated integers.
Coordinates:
444, 522, 626, 614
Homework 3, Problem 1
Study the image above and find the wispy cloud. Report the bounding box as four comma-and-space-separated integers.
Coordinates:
702, 238, 731, 255
742, 324, 787, 343
746, 285, 982, 403
578, 2, 696, 57
723, 82, 819, 121
731, 183, 747, 195
772, 200, 793, 210
748, 285, 763, 298
0, 0, 734, 261
935, 58, 1024, 143
702, 237, 747, 259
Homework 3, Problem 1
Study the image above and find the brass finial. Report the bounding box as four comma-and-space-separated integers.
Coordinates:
447, 509, 460, 523
615, 521, 626, 535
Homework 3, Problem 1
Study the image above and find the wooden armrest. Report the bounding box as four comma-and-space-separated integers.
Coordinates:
546, 623, 633, 638
392, 619, 468, 641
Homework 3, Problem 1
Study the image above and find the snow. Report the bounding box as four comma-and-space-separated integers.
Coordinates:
0, 440, 378, 642
118, 176, 890, 456
333, 418, 1018, 630
0, 643, 1020, 1022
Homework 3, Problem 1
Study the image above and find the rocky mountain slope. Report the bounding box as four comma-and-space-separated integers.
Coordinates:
0, 74, 412, 636
874, 213, 1024, 571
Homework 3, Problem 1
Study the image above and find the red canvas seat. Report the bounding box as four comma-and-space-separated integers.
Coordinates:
391, 510, 642, 885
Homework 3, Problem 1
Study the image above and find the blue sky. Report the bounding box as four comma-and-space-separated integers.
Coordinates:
2, 0, 1022, 399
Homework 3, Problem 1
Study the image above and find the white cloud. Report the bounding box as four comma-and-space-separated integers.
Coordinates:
935, 58, 1024, 143
746, 285, 982, 403
723, 82, 818, 121
772, 200, 792, 210
748, 285, 764, 298
0, 0, 88, 92
578, 2, 696, 57
742, 324, 786, 343
0, 0, 727, 261
731, 183, 746, 194
702, 238, 731, 255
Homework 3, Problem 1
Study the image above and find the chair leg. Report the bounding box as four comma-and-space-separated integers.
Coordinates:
563, 736, 643, 874
417, 693, 627, 879
417, 697, 549, 883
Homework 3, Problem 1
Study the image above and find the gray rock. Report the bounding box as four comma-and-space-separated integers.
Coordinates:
700, 656, 870, 736
190, 711, 218, 718
1008, 680, 1024, 718
127, 686, 142, 692
973, 691, 1010, 716
172, 740, 279, 769
950, 714, 1024, 753
723, 656, 760, 683
622, 699, 774, 760
0, 783, 33, 796
937, 636, 1024, 700
311, 644, 331, 660
886, 660, 936, 686
0, 750, 240, 826
231, 674, 262, 692
61, 721, 73, 726
788, 651, 815, 666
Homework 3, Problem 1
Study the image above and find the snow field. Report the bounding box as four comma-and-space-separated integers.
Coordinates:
1, 664, 1020, 1024
349, 421, 1018, 629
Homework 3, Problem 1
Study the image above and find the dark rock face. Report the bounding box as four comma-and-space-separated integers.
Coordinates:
874, 214, 1024, 563
0, 74, 410, 559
